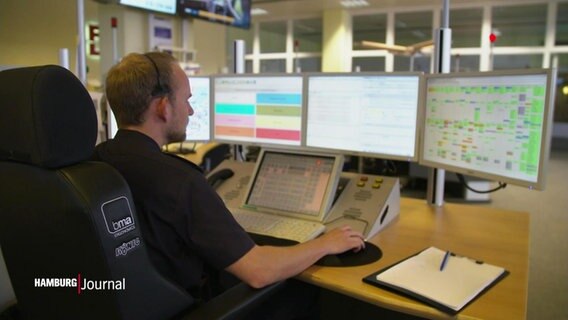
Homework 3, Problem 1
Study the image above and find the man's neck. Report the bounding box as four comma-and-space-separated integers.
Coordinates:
121, 125, 166, 147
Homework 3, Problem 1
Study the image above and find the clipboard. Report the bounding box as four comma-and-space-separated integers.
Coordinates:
362, 247, 509, 314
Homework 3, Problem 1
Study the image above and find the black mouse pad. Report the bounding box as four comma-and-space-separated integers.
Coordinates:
315, 242, 382, 267
249, 233, 382, 267
249, 233, 299, 246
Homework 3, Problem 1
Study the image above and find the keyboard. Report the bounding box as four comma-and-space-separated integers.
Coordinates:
231, 208, 326, 243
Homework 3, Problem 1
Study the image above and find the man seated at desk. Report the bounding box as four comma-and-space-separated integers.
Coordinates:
92, 52, 365, 317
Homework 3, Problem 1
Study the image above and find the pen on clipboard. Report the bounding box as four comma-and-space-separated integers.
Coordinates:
439, 251, 451, 271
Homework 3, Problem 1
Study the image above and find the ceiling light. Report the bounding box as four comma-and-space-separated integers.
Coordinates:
251, 8, 268, 15
340, 0, 369, 8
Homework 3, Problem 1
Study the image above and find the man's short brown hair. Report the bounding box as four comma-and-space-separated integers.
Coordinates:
105, 52, 177, 127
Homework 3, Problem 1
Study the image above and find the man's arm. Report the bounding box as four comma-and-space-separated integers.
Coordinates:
225, 226, 365, 288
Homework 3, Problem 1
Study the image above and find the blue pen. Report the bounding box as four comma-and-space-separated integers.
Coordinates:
440, 251, 451, 271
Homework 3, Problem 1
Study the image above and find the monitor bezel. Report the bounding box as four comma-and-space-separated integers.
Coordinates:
241, 148, 344, 222
302, 71, 424, 162
211, 73, 306, 148
418, 68, 556, 190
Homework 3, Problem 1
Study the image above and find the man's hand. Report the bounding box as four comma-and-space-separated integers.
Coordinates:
315, 226, 365, 255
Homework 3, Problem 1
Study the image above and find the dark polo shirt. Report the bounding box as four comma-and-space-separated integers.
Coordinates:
93, 130, 254, 297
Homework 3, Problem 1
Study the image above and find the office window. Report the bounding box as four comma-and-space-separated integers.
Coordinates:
293, 18, 322, 53
260, 59, 286, 73
352, 14, 387, 50
295, 57, 321, 72
246, 60, 253, 73
493, 54, 543, 69
450, 8, 482, 48
260, 21, 287, 53
492, 4, 546, 46
394, 55, 430, 73
450, 55, 480, 72
352, 57, 385, 72
556, 2, 568, 46
395, 11, 433, 46
555, 54, 568, 122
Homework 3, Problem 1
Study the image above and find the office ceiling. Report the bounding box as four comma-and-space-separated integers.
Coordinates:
250, 0, 477, 19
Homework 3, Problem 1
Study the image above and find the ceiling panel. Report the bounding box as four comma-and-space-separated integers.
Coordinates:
249, 0, 549, 20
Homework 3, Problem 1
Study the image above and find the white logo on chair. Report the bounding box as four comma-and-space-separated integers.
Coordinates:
101, 196, 136, 237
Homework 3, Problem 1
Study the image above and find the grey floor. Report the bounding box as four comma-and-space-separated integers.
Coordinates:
476, 145, 568, 320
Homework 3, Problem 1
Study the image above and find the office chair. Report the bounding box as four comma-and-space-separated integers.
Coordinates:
0, 65, 283, 320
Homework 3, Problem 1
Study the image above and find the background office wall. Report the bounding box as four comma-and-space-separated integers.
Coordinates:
192, 19, 227, 75
97, 4, 226, 76
0, 0, 227, 90
0, 0, 100, 88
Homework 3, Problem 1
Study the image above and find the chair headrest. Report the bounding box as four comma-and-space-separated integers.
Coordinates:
0, 65, 97, 168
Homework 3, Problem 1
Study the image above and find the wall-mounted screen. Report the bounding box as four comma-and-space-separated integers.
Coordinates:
177, 0, 251, 29
305, 73, 422, 161
420, 69, 556, 190
119, 0, 177, 14
186, 76, 210, 141
212, 75, 304, 147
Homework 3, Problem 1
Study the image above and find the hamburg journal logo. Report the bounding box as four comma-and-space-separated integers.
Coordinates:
34, 274, 126, 295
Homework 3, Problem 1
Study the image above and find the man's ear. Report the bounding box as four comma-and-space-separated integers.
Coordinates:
153, 96, 169, 121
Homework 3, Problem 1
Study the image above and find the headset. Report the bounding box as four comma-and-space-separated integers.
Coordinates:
143, 53, 170, 97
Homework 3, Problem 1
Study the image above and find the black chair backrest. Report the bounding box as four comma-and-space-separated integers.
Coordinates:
0, 65, 192, 320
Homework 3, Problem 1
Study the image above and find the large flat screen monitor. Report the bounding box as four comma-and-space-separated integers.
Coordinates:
419, 69, 556, 190
177, 0, 251, 29
212, 75, 304, 147
186, 76, 210, 141
119, 0, 177, 14
305, 73, 422, 161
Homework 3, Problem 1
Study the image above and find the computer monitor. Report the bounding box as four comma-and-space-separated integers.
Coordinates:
186, 76, 210, 141
212, 75, 304, 147
242, 149, 344, 222
107, 103, 118, 140
419, 69, 556, 190
177, 0, 251, 29
119, 0, 177, 14
305, 73, 422, 161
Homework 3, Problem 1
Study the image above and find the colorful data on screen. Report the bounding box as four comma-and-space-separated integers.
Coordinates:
186, 77, 210, 141
422, 72, 550, 185
213, 76, 303, 146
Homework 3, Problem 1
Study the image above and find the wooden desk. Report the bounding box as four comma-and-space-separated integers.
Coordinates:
298, 197, 529, 320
